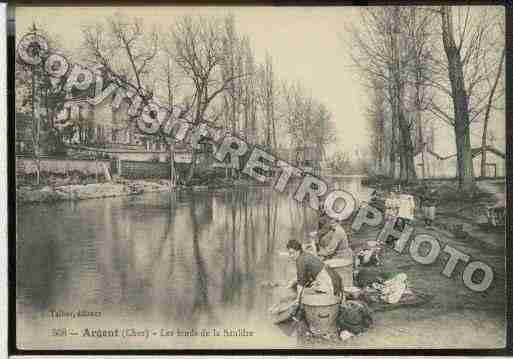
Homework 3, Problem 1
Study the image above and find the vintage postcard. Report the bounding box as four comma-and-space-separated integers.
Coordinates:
13, 5, 507, 352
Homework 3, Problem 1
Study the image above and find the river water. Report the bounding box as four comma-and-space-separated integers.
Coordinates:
16, 176, 370, 349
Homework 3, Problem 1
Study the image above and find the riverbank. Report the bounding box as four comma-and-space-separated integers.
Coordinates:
16, 176, 269, 205
369, 178, 503, 219
16, 180, 171, 205
366, 178, 506, 244
302, 179, 506, 348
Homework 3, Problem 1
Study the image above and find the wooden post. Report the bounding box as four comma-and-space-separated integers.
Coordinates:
169, 140, 176, 189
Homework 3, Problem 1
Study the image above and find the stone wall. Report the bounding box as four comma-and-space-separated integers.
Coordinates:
17, 156, 206, 180
16, 157, 111, 176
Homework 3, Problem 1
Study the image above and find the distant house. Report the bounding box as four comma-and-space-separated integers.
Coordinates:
436, 155, 458, 179
472, 146, 505, 178
293, 146, 323, 175
415, 144, 506, 179
21, 85, 222, 166
414, 144, 456, 179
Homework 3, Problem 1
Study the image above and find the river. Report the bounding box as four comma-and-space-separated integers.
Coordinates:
16, 176, 370, 349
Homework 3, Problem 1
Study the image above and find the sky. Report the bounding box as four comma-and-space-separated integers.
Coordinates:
16, 6, 505, 157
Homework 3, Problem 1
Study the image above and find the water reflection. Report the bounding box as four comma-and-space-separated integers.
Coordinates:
16, 177, 368, 346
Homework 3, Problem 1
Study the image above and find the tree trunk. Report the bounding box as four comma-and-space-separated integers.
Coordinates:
169, 141, 176, 188
455, 122, 474, 189
441, 6, 474, 191
186, 150, 197, 184
418, 112, 426, 179
165, 58, 177, 188
480, 121, 488, 178
186, 87, 206, 184
389, 103, 397, 179
398, 111, 417, 182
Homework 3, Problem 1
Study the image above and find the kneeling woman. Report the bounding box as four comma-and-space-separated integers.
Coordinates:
286, 239, 343, 300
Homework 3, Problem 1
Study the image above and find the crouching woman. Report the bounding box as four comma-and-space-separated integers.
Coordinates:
286, 239, 344, 300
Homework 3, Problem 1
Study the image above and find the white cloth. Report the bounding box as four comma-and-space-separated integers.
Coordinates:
385, 195, 400, 219
398, 194, 415, 221
379, 273, 407, 304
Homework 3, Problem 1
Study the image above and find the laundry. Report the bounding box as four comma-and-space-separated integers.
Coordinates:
270, 198, 434, 344
374, 273, 408, 304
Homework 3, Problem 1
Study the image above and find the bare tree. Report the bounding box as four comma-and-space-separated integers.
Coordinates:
82, 15, 159, 149
404, 7, 435, 179
437, 6, 474, 189
82, 16, 158, 103
240, 36, 258, 144
282, 81, 334, 168
221, 14, 244, 139
161, 51, 178, 187
480, 36, 505, 178
351, 7, 419, 182
429, 6, 503, 190
257, 53, 277, 151
390, 6, 417, 182
310, 101, 335, 169
169, 15, 245, 183
282, 81, 306, 152
366, 77, 387, 174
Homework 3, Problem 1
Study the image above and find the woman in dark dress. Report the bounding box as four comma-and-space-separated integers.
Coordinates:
286, 239, 343, 300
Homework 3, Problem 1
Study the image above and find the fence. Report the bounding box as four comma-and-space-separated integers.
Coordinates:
118, 160, 172, 179
17, 157, 201, 180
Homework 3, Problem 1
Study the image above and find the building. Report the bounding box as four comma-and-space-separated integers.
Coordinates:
415, 144, 506, 180
293, 146, 323, 175
471, 146, 506, 178
273, 145, 323, 175
414, 144, 456, 179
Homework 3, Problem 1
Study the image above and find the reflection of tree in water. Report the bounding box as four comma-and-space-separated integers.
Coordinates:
135, 191, 210, 326
151, 192, 178, 279
244, 191, 256, 313
221, 190, 244, 304
262, 189, 279, 311
218, 189, 280, 317
189, 193, 219, 327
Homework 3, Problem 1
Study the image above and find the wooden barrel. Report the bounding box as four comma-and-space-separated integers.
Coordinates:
302, 294, 340, 336
325, 256, 353, 288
